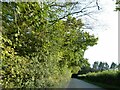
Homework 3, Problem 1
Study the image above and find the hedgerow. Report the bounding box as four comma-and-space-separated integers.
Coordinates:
78, 70, 120, 86
1, 2, 98, 88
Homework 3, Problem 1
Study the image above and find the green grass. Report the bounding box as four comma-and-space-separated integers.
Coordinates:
82, 79, 120, 90
77, 70, 120, 90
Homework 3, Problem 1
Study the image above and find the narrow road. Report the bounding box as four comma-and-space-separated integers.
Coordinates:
66, 78, 106, 90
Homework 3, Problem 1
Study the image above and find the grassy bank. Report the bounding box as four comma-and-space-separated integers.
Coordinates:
78, 70, 120, 90
82, 79, 120, 90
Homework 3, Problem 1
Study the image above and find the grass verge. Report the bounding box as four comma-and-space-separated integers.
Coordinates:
81, 79, 120, 90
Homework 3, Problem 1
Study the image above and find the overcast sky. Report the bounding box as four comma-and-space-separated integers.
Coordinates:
84, 0, 118, 66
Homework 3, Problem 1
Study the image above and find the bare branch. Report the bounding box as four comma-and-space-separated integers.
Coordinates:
50, 2, 78, 8
49, 1, 97, 24
96, 0, 100, 10
48, 0, 101, 28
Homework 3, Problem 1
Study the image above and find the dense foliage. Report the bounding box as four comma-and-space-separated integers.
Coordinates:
77, 58, 91, 74
78, 70, 120, 87
1, 2, 98, 88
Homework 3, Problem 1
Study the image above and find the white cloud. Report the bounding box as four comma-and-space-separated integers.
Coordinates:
84, 0, 118, 66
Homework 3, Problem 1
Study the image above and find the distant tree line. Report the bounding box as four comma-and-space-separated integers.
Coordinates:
92, 61, 119, 71
78, 61, 120, 75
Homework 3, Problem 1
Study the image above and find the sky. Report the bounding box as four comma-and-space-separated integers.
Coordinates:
84, 0, 118, 66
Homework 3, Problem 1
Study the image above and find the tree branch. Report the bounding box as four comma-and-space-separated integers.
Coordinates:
49, 1, 96, 24
96, 0, 100, 10
48, 0, 101, 27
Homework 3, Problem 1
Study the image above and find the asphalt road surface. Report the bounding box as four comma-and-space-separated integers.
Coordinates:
66, 78, 106, 90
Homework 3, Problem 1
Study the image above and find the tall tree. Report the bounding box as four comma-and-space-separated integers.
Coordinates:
110, 62, 117, 70
93, 61, 99, 71
104, 62, 109, 70
98, 62, 110, 71
98, 62, 105, 71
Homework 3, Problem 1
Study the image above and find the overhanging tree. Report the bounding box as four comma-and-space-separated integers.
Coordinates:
1, 1, 98, 88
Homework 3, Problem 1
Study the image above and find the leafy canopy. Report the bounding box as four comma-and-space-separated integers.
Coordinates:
1, 2, 98, 88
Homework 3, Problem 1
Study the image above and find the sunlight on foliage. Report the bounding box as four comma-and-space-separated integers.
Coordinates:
1, 2, 98, 88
